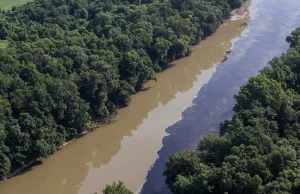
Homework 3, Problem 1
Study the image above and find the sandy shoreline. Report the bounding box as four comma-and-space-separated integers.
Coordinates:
227, 1, 251, 21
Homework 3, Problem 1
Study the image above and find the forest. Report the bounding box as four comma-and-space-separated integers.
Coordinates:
164, 28, 300, 194
0, 0, 246, 180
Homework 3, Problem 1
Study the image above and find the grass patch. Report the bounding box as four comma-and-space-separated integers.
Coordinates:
0, 40, 8, 49
0, 0, 32, 10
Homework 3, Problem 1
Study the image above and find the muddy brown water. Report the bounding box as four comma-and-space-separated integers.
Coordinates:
0, 13, 248, 194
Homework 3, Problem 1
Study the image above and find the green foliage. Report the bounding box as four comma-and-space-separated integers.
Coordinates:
0, 0, 245, 179
164, 28, 300, 194
102, 181, 133, 194
0, 40, 8, 49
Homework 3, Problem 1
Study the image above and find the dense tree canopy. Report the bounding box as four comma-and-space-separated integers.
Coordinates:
0, 0, 245, 179
164, 28, 300, 194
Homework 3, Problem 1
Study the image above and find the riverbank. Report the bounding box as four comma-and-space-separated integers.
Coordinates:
227, 0, 251, 21
0, 113, 116, 184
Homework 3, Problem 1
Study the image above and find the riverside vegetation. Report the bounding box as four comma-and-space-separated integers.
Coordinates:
0, 0, 246, 180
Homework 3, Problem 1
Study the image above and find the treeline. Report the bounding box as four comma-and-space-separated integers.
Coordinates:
164, 28, 300, 194
0, 0, 245, 179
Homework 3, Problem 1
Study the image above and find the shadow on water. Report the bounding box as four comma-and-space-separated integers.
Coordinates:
140, 87, 152, 92
161, 64, 176, 71
14, 160, 43, 177
141, 0, 300, 193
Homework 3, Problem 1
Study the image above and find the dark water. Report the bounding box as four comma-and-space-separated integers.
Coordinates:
141, 0, 300, 193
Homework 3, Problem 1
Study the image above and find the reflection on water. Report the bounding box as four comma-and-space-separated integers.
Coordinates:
0, 15, 247, 194
141, 0, 300, 193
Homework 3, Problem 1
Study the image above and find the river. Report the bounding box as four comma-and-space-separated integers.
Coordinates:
0, 0, 300, 194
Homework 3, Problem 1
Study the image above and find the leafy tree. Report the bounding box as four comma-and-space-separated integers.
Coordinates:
102, 181, 133, 194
